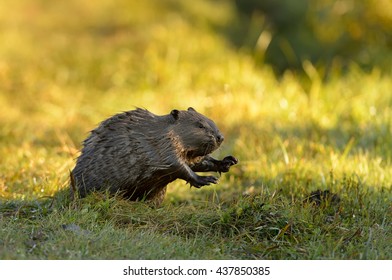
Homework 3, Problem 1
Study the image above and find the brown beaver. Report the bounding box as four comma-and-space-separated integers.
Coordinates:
70, 107, 238, 205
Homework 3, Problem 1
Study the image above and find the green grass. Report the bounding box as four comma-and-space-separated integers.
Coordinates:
0, 0, 391, 259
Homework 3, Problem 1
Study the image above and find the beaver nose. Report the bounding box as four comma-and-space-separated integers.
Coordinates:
216, 134, 224, 144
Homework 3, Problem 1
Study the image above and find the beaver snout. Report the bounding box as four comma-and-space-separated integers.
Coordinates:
216, 134, 224, 145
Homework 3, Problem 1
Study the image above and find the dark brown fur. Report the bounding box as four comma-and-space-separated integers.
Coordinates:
71, 107, 237, 205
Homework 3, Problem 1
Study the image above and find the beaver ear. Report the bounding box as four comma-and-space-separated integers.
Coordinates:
187, 107, 196, 112
170, 109, 180, 120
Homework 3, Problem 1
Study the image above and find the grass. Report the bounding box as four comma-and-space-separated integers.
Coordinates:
0, 0, 391, 259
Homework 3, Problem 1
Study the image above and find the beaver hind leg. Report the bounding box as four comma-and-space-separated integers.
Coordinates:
145, 186, 167, 207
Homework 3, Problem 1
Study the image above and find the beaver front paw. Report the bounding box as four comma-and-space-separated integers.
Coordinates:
190, 175, 218, 188
217, 155, 238, 173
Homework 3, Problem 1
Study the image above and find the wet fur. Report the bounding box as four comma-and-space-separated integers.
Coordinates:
71, 107, 237, 205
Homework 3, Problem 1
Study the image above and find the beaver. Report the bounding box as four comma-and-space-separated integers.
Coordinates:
70, 107, 238, 205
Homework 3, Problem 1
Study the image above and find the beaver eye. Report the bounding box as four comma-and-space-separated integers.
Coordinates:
198, 122, 205, 129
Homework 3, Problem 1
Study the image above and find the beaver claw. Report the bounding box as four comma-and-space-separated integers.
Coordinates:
218, 155, 238, 173
190, 175, 218, 188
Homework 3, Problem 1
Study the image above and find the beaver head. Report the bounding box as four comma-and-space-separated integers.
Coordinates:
169, 107, 224, 159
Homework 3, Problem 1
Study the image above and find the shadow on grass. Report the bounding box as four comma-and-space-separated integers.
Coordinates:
2, 171, 390, 260
0, 189, 71, 220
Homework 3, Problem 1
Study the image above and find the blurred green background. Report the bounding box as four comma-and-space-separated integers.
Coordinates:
234, 0, 392, 73
0, 0, 391, 199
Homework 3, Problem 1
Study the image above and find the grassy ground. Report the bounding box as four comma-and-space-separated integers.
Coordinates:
0, 0, 391, 259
